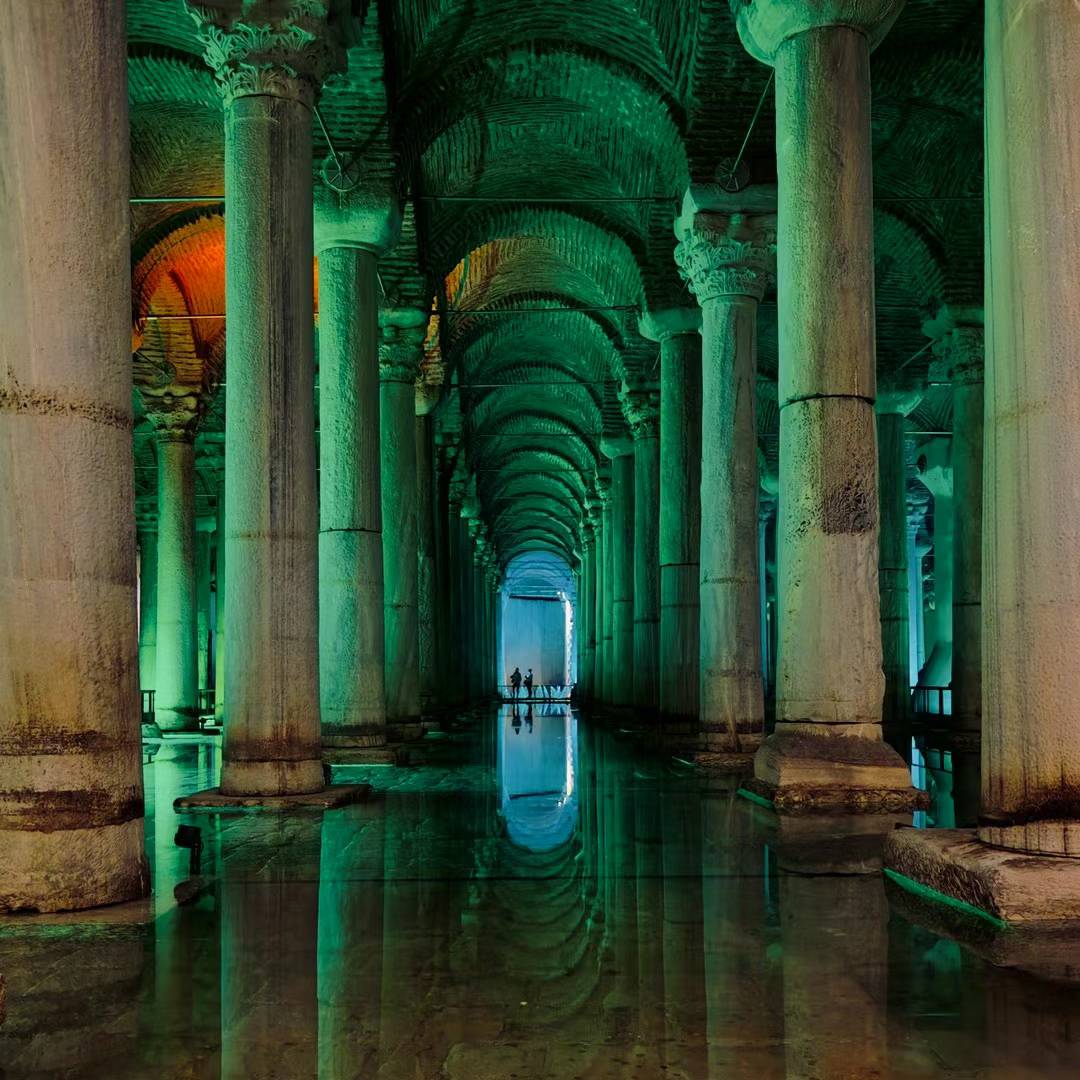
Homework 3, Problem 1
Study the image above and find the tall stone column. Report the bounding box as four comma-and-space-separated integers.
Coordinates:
642, 310, 702, 729
604, 444, 635, 708
445, 476, 466, 707
379, 311, 426, 733
598, 477, 614, 703
675, 200, 774, 755
194, 3, 341, 794
153, 420, 199, 733
315, 185, 398, 753
931, 317, 984, 737
886, 0, 1080, 917
137, 516, 159, 697
581, 521, 597, 698
0, 0, 148, 911
623, 387, 661, 712
734, 0, 920, 807
416, 414, 437, 713
876, 391, 918, 733
214, 467, 227, 723
196, 520, 214, 694
916, 439, 953, 690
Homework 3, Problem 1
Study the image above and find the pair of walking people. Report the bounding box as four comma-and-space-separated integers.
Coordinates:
509, 666, 533, 698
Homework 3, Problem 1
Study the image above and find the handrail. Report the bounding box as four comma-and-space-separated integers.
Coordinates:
911, 685, 951, 717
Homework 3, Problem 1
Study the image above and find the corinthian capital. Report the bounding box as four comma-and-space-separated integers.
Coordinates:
142, 387, 202, 442
620, 383, 660, 441
188, 0, 344, 106
378, 309, 428, 384
675, 212, 776, 305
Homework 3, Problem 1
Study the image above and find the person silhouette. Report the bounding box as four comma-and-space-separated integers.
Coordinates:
525, 703, 534, 733
510, 666, 522, 698
523, 668, 534, 697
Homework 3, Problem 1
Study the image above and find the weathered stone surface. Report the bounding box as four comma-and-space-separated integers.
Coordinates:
175, 782, 371, 811
0, 0, 148, 911
885, 828, 1080, 924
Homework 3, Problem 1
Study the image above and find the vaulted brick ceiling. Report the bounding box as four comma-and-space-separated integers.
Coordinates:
127, 0, 982, 564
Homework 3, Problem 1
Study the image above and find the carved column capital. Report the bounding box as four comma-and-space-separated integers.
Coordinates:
143, 388, 202, 442
188, 1, 344, 106
620, 383, 660, 441
675, 212, 776, 304
931, 324, 985, 387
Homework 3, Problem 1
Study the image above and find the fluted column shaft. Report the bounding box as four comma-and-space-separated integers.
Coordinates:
379, 319, 425, 728
155, 433, 199, 732
0, 0, 148, 911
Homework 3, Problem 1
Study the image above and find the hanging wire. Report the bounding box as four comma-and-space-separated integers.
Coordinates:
721, 71, 775, 192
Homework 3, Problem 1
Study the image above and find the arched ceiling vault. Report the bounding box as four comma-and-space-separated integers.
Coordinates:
125, 0, 981, 571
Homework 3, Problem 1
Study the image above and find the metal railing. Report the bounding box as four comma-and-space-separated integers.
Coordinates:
912, 685, 951, 717
499, 684, 573, 702
141, 689, 155, 724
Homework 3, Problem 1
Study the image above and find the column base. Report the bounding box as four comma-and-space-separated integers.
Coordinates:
1, 818, 149, 914
693, 750, 757, 772
174, 783, 371, 812
220, 757, 325, 796
884, 827, 1080, 924
749, 728, 928, 813
387, 717, 423, 742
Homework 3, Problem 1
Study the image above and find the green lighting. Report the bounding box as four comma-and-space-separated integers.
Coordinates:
737, 787, 774, 810
882, 868, 1008, 930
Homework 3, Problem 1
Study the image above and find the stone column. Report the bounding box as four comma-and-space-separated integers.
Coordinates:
916, 439, 953, 690
886, 0, 1080, 916
194, 4, 341, 794
315, 185, 398, 753
196, 519, 213, 695
581, 521, 597, 698
931, 317, 984, 737
445, 476, 466, 707
214, 467, 227, 723
416, 414, 437, 713
643, 311, 702, 728
153, 421, 199, 733
137, 516, 159, 697
623, 387, 661, 712
379, 311, 426, 733
598, 477, 613, 703
876, 391, 918, 733
0, 0, 148, 911
734, 0, 919, 807
604, 444, 635, 708
675, 201, 774, 756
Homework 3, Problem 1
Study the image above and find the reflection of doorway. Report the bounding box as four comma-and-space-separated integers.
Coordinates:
497, 703, 578, 852
498, 552, 576, 692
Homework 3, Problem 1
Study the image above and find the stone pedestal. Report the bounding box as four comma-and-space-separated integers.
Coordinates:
885, 0, 1080, 913
675, 193, 774, 757
379, 311, 426, 730
193, 4, 342, 796
733, 0, 918, 810
644, 312, 702, 728
0, 0, 149, 911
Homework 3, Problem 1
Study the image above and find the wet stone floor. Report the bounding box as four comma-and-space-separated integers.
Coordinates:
3, 706, 1080, 1078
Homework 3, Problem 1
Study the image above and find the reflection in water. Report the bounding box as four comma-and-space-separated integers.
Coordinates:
4, 707, 1080, 1078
